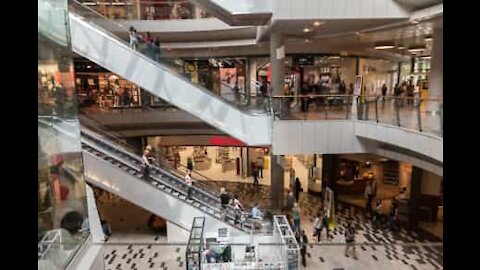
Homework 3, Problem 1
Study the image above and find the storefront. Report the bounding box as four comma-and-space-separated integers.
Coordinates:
78, 0, 212, 20
74, 60, 143, 109
252, 55, 395, 97
145, 135, 270, 185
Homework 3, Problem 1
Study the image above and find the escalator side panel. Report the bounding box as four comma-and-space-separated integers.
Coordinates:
82, 150, 244, 235
69, 14, 271, 146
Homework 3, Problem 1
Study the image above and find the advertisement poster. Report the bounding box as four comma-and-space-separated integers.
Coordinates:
219, 68, 237, 94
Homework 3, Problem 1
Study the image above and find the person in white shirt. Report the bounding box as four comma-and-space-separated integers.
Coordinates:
129, 26, 138, 51
185, 170, 193, 199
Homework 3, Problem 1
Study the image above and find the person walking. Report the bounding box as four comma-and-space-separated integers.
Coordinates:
294, 177, 303, 202
344, 218, 358, 259
256, 157, 264, 178
285, 189, 294, 211
389, 203, 399, 232
364, 180, 374, 217
373, 199, 383, 228
297, 229, 309, 268
252, 165, 259, 187
319, 208, 332, 240
292, 203, 301, 233
153, 37, 161, 62
312, 212, 322, 242
381, 83, 387, 104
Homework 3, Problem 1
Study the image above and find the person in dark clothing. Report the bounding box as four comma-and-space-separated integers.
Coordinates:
296, 230, 309, 267
294, 177, 303, 202
407, 81, 415, 106
219, 187, 230, 220
187, 157, 193, 171
252, 165, 259, 187
381, 83, 387, 103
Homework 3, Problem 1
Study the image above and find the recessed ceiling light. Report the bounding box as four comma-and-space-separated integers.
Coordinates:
305, 39, 310, 43
303, 28, 311, 33
424, 36, 433, 42
397, 46, 405, 49
411, 20, 419, 24
421, 56, 432, 59
313, 21, 323, 27
374, 44, 395, 50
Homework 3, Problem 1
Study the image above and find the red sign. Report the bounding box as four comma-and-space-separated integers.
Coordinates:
208, 136, 246, 146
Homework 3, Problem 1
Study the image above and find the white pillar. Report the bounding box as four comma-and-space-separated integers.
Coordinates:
427, 27, 443, 113
270, 30, 285, 96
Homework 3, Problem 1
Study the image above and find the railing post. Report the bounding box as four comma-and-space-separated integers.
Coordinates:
375, 96, 379, 123
417, 98, 422, 132
365, 99, 369, 121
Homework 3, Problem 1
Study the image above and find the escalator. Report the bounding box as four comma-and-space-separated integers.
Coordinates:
39, 116, 274, 236
63, 0, 272, 146
81, 126, 274, 235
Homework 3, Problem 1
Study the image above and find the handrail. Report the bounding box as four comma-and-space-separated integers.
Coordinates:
69, 0, 268, 116
271, 93, 443, 137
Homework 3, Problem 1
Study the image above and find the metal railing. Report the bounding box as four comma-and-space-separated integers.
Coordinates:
271, 94, 443, 137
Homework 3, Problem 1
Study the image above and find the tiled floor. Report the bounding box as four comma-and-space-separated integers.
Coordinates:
94, 180, 443, 270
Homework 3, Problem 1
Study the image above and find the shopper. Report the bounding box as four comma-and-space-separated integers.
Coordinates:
252, 165, 259, 187
389, 203, 399, 232
292, 203, 301, 233
185, 170, 194, 199
364, 180, 374, 216
129, 26, 138, 51
297, 229, 308, 268
251, 203, 263, 229
141, 149, 155, 179
373, 199, 383, 228
294, 177, 303, 202
153, 38, 161, 62
344, 218, 357, 259
381, 83, 387, 103
285, 189, 295, 211
232, 195, 244, 225
219, 188, 230, 219
319, 208, 332, 240
187, 157, 194, 171
256, 157, 264, 178
407, 81, 415, 106
100, 219, 112, 242
312, 212, 322, 242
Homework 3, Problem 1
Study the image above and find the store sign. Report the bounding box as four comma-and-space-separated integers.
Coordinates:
293, 56, 314, 66
208, 136, 246, 146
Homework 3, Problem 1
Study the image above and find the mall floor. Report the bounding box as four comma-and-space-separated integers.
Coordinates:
94, 181, 443, 270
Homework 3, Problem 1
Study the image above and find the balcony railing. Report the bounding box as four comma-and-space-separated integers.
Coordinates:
271, 94, 443, 137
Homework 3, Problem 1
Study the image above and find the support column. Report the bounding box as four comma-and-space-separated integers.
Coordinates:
427, 27, 443, 113
321, 154, 340, 199
270, 155, 285, 208
270, 30, 285, 96
409, 167, 423, 226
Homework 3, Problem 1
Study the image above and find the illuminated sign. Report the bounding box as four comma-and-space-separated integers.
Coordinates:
208, 136, 246, 146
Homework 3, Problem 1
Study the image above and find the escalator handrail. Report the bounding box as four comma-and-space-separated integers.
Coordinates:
69, 0, 268, 116
82, 142, 255, 230
80, 127, 222, 204
82, 147, 233, 227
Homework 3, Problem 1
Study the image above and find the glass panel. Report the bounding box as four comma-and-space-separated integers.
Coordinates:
38, 0, 89, 268
69, 0, 269, 115
77, 0, 213, 20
